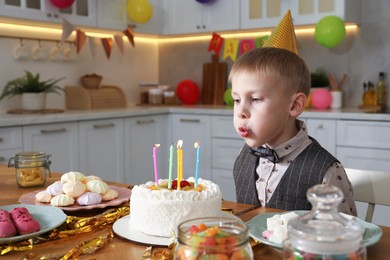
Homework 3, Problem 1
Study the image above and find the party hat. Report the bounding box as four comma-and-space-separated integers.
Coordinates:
263, 10, 298, 55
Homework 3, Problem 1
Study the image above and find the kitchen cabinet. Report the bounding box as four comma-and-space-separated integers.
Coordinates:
125, 115, 168, 185
169, 114, 211, 180
240, 0, 360, 30
0, 126, 23, 165
306, 118, 336, 156
79, 119, 125, 183
165, 0, 240, 35
22, 122, 79, 174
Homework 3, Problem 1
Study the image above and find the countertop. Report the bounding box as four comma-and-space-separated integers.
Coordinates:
1, 105, 390, 128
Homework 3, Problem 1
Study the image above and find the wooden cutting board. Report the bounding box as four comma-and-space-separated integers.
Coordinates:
202, 55, 227, 105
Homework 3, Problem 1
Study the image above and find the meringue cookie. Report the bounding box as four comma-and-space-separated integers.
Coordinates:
46, 181, 64, 196
76, 192, 102, 206
102, 189, 119, 201
83, 175, 102, 184
61, 171, 86, 183
35, 190, 52, 203
86, 180, 109, 194
62, 181, 86, 198
51, 194, 75, 207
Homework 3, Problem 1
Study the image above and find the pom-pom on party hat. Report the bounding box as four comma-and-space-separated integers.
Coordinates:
263, 10, 298, 55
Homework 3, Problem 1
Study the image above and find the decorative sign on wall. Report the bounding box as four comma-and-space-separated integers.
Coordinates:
61, 19, 135, 59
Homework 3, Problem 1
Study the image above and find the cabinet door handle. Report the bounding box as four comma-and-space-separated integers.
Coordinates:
93, 123, 115, 129
136, 119, 155, 125
0, 156, 5, 162
0, 137, 3, 142
180, 118, 200, 123
40, 128, 67, 134
317, 124, 324, 129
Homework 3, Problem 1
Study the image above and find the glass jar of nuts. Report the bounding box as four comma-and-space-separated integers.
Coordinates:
8, 151, 51, 188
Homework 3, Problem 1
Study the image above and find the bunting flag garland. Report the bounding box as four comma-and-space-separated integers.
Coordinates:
76, 29, 87, 54
101, 38, 113, 59
61, 19, 136, 60
222, 38, 239, 62
114, 34, 125, 54
208, 32, 224, 58
255, 36, 269, 47
122, 27, 135, 47
88, 36, 99, 57
239, 39, 256, 55
61, 19, 75, 42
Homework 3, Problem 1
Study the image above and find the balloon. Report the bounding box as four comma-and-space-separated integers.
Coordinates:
176, 80, 200, 105
50, 0, 75, 9
223, 87, 234, 106
311, 89, 332, 109
315, 16, 346, 48
196, 0, 215, 3
126, 0, 153, 24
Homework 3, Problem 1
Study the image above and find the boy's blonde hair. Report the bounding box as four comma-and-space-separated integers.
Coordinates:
229, 47, 311, 96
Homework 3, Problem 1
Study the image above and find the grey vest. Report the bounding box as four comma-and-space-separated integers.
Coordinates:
233, 140, 338, 210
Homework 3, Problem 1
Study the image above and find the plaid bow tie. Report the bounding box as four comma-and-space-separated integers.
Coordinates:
249, 146, 280, 163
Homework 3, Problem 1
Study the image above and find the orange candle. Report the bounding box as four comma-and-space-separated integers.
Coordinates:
177, 140, 183, 189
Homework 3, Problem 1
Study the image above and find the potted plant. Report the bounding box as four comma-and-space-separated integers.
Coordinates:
0, 70, 64, 111
310, 68, 329, 88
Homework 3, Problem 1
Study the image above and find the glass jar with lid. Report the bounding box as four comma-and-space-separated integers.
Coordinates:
283, 184, 366, 260
8, 151, 51, 188
174, 217, 253, 259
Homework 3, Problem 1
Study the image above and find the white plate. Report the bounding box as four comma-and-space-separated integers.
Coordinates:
0, 204, 67, 244
113, 212, 241, 246
246, 211, 383, 248
18, 185, 131, 212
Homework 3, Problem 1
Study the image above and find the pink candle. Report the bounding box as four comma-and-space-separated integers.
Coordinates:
153, 144, 160, 185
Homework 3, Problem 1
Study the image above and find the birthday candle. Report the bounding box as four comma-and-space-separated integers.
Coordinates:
153, 144, 160, 186
168, 143, 173, 189
194, 141, 200, 188
177, 140, 183, 189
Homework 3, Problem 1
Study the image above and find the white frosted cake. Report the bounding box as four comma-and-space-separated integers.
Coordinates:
130, 177, 222, 237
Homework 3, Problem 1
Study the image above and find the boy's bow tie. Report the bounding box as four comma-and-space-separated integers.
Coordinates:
249, 146, 280, 163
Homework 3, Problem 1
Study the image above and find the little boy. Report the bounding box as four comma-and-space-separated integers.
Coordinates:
229, 47, 357, 216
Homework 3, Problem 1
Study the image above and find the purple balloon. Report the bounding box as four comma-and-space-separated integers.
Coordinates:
195, 0, 215, 4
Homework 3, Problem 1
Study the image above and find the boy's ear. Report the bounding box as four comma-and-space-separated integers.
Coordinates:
290, 92, 307, 116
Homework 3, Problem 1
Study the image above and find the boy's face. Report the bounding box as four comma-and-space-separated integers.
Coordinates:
231, 71, 294, 148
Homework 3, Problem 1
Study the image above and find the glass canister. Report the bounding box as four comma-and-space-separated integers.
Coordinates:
283, 184, 366, 260
174, 217, 253, 260
8, 151, 51, 188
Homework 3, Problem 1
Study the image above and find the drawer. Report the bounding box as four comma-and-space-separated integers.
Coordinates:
0, 148, 22, 165
212, 138, 243, 170
211, 169, 236, 202
337, 147, 390, 171
337, 120, 390, 149
211, 116, 236, 138
0, 127, 22, 150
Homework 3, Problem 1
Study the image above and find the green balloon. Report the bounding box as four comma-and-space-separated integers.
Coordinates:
224, 87, 234, 107
315, 16, 346, 48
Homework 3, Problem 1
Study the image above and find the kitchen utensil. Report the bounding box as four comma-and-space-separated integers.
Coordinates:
202, 55, 227, 105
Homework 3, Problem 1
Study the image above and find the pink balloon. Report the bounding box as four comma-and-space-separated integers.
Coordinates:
311, 89, 332, 109
50, 0, 75, 9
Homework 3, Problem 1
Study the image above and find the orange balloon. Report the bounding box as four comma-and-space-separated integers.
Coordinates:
126, 0, 153, 23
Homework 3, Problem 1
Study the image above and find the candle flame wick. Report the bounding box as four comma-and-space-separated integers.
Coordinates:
154, 144, 160, 148
194, 141, 199, 148
177, 140, 183, 149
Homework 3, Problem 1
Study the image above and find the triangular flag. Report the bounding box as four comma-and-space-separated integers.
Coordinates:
88, 36, 99, 57
255, 36, 269, 48
239, 39, 256, 55
114, 34, 125, 54
76, 29, 87, 54
123, 27, 135, 47
263, 10, 298, 55
101, 38, 113, 59
208, 33, 224, 58
223, 38, 239, 61
61, 19, 75, 42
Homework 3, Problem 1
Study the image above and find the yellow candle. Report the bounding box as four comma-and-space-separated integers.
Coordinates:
177, 140, 183, 189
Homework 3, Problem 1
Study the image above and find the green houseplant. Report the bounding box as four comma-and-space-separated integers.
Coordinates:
310, 68, 329, 88
0, 70, 64, 111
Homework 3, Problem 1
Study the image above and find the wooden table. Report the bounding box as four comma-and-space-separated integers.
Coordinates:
0, 164, 389, 259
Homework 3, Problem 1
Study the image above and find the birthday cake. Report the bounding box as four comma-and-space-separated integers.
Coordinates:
129, 177, 222, 237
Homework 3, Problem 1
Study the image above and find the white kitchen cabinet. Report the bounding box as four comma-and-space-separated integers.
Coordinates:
306, 118, 336, 156
79, 118, 124, 183
0, 126, 23, 165
96, 0, 127, 30
169, 114, 211, 180
0, 0, 96, 27
165, 0, 239, 35
290, 0, 361, 26
22, 122, 79, 174
125, 115, 168, 185
241, 0, 290, 29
